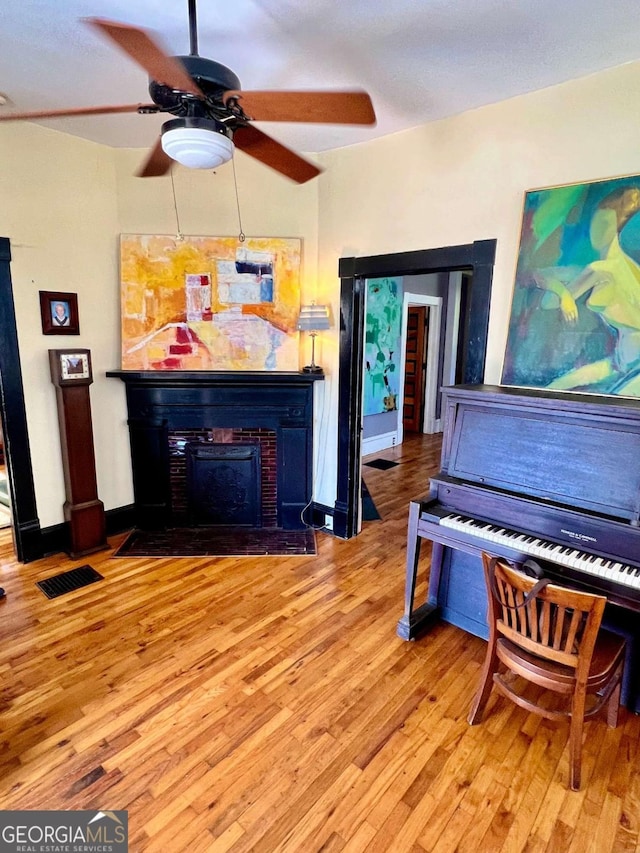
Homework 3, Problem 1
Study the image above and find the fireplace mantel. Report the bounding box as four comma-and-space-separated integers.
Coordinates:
106, 370, 324, 386
107, 370, 324, 530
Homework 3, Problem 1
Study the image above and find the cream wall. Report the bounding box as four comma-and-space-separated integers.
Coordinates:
0, 126, 319, 529
312, 60, 640, 506
114, 146, 319, 253
0, 123, 124, 528
3, 59, 640, 530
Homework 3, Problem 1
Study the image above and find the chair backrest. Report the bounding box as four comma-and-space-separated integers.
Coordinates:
482, 553, 607, 676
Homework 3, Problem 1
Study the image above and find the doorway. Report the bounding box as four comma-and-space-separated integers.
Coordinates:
335, 239, 497, 539
402, 305, 428, 435
398, 292, 443, 442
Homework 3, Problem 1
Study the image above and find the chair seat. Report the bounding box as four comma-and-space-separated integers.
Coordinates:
497, 628, 626, 692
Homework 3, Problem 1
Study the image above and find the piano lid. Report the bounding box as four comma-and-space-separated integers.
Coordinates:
442, 385, 640, 524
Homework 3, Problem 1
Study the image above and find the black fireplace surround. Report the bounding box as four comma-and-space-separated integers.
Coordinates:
107, 371, 323, 531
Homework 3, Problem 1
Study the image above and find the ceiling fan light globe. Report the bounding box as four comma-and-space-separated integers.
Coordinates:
161, 125, 234, 170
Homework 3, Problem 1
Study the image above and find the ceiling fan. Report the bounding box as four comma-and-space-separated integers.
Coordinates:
0, 0, 376, 183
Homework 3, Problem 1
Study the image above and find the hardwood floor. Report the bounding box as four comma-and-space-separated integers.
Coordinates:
1, 432, 639, 851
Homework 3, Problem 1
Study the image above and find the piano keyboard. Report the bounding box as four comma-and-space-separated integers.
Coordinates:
440, 513, 640, 590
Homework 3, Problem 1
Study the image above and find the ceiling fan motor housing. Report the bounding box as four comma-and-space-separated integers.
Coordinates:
149, 55, 242, 112
162, 115, 232, 139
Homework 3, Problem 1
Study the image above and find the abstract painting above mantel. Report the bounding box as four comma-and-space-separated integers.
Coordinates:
120, 234, 301, 371
501, 175, 640, 397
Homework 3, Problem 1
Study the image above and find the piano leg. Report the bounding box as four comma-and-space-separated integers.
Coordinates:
427, 541, 444, 607
397, 500, 442, 640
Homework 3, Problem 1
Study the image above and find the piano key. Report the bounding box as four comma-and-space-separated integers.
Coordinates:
439, 513, 640, 592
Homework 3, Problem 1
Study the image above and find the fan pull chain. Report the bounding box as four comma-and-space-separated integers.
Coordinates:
232, 156, 246, 243
170, 169, 184, 241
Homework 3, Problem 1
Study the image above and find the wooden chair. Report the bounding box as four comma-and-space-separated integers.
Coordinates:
468, 552, 626, 790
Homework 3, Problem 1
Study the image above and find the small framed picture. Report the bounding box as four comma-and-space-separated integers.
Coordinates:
39, 291, 80, 335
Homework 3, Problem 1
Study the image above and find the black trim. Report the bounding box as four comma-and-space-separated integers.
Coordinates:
336, 240, 497, 539
334, 274, 366, 539
337, 240, 496, 279
38, 522, 69, 559
0, 237, 41, 562
38, 504, 136, 558
307, 501, 333, 529
106, 370, 325, 385
106, 504, 136, 536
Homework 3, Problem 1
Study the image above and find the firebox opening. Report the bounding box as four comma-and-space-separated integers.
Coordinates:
186, 442, 261, 527
168, 427, 277, 529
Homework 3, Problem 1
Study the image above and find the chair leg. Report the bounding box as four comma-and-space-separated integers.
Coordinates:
468, 642, 498, 725
606, 678, 621, 728
569, 693, 587, 791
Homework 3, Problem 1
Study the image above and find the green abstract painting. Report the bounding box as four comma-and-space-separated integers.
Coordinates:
502, 175, 640, 396
364, 277, 403, 415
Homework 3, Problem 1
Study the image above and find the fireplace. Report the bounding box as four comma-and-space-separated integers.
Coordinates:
107, 371, 323, 530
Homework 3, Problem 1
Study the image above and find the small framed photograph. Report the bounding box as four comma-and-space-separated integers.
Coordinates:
39, 291, 79, 335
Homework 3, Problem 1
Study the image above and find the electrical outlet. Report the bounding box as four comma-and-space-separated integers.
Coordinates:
324, 514, 334, 530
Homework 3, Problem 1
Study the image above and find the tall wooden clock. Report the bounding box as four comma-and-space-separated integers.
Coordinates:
49, 349, 107, 558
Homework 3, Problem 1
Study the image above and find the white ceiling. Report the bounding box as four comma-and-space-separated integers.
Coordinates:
2, 0, 640, 158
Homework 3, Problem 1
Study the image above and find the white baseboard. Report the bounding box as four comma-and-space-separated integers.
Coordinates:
362, 431, 397, 457
423, 418, 443, 435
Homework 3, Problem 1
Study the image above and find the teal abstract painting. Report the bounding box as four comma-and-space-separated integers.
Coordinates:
364, 277, 403, 415
502, 175, 640, 396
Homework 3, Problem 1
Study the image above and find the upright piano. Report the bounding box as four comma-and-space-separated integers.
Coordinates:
398, 384, 640, 710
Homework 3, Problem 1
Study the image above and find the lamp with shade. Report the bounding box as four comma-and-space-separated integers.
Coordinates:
297, 304, 331, 374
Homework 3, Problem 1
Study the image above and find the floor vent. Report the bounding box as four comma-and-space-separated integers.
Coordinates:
36, 565, 103, 599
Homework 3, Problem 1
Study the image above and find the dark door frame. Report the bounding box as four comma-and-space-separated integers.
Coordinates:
0, 238, 42, 561
334, 239, 497, 539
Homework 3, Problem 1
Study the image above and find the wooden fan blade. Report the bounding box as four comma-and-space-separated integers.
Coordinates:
85, 18, 204, 98
233, 125, 321, 184
224, 90, 376, 125
137, 137, 173, 177
0, 103, 155, 122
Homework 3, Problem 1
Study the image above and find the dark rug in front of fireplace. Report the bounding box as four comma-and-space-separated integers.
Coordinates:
113, 527, 317, 558
363, 458, 399, 470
